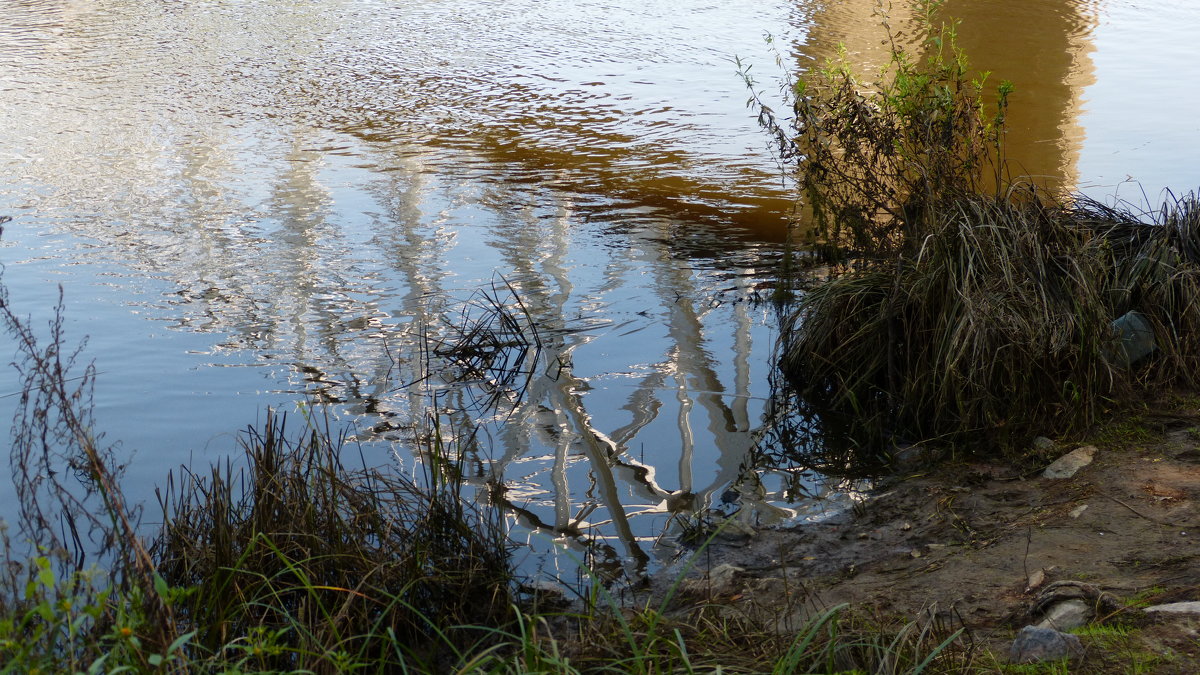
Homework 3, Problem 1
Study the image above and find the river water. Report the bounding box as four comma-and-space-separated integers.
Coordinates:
2, 0, 1198, 583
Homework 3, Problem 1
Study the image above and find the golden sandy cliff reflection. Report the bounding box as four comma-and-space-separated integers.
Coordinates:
792, 0, 1099, 193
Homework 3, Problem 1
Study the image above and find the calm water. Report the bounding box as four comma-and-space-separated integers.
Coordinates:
2, 0, 1199, 583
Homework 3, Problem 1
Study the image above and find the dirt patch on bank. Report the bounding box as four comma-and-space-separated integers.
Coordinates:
663, 409, 1200, 671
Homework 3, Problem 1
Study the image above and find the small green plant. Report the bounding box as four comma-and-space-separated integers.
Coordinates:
0, 551, 197, 674
1124, 586, 1167, 609
1069, 623, 1174, 674
750, 0, 1013, 266
1092, 416, 1156, 447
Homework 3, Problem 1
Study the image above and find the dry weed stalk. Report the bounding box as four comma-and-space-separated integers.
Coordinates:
0, 217, 182, 666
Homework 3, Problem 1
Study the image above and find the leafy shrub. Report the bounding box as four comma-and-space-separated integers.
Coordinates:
759, 2, 1200, 461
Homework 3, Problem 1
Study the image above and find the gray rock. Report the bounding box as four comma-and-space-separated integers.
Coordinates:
1032, 580, 1120, 622
1032, 436, 1056, 452
1025, 568, 1046, 593
679, 563, 745, 597
1144, 601, 1200, 615
1108, 310, 1156, 367
708, 563, 744, 591
714, 519, 756, 545
889, 444, 942, 470
1010, 625, 1085, 664
1042, 446, 1097, 479
1035, 599, 1092, 631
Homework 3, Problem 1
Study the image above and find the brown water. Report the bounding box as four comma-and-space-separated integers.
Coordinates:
2, 0, 1198, 583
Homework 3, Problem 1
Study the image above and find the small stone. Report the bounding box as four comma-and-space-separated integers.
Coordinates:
665, 490, 695, 511
1144, 601, 1200, 615
523, 579, 570, 602
1026, 568, 1046, 592
1069, 504, 1089, 518
1010, 625, 1085, 664
714, 519, 756, 544
890, 444, 938, 470
1032, 436, 1056, 451
900, 522, 912, 531
1043, 446, 1097, 479
1036, 599, 1092, 631
708, 564, 744, 591
681, 564, 745, 597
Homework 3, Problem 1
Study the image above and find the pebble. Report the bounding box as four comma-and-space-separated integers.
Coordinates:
714, 519, 756, 545
1026, 568, 1046, 592
1032, 436, 1056, 451
1009, 625, 1085, 664
681, 564, 745, 596
1043, 446, 1097, 479
1035, 599, 1092, 631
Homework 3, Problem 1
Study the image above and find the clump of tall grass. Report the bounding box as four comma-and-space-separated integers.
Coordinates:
0, 214, 516, 671
758, 2, 1200, 461
153, 410, 517, 672
1077, 192, 1200, 387
783, 197, 1120, 458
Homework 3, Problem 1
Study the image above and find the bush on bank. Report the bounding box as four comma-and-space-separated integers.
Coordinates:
752, 1, 1200, 463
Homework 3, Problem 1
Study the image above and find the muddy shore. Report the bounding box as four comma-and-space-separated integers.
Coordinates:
656, 404, 1200, 670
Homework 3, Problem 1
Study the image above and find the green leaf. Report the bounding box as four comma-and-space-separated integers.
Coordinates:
36, 603, 55, 622
85, 653, 111, 675
166, 631, 197, 655
153, 573, 170, 600
36, 558, 55, 589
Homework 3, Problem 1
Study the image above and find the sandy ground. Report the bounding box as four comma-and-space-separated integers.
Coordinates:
663, 406, 1200, 671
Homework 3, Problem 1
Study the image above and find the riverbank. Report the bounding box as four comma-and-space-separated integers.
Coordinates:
7, 412, 1197, 673
650, 394, 1200, 671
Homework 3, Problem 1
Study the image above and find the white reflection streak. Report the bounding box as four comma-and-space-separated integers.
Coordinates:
674, 365, 695, 496
482, 193, 665, 571
648, 248, 793, 524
